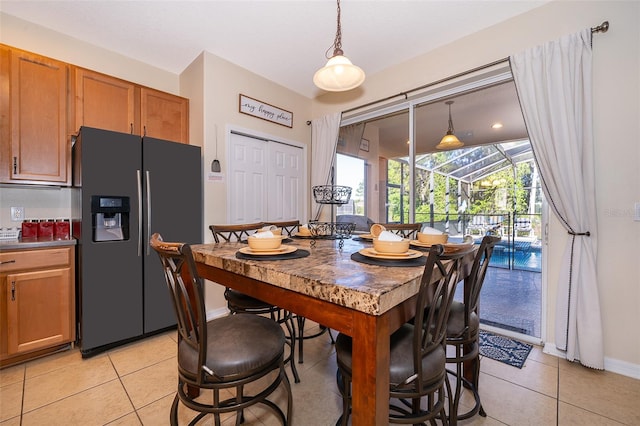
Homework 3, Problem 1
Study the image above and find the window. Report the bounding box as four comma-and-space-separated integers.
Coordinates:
336, 153, 366, 216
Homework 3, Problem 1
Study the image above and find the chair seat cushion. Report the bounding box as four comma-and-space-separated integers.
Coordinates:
178, 314, 284, 381
336, 324, 446, 387
225, 288, 275, 310
446, 301, 479, 339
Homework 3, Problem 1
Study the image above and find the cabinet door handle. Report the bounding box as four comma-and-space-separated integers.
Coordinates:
0, 260, 16, 265
11, 281, 16, 301
130, 123, 134, 134
13, 157, 17, 174
143, 126, 147, 137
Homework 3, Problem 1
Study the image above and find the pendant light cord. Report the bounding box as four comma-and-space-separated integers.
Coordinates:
326, 0, 343, 58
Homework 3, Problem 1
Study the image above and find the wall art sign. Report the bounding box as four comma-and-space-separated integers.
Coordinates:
360, 138, 370, 152
239, 94, 293, 128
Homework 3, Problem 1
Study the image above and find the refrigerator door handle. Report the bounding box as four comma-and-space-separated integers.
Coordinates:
146, 170, 152, 256
137, 170, 143, 257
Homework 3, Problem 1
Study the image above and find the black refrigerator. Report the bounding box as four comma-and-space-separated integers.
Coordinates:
72, 126, 202, 356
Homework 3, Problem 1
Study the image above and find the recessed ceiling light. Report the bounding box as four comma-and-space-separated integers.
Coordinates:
491, 122, 503, 129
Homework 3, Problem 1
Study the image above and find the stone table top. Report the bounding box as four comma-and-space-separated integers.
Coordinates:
192, 237, 429, 316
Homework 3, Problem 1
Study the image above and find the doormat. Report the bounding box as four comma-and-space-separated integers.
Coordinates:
479, 330, 533, 369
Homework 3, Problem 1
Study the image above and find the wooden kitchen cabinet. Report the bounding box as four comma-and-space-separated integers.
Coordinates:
74, 68, 189, 144
74, 68, 139, 135
141, 87, 189, 143
0, 46, 71, 185
0, 246, 75, 367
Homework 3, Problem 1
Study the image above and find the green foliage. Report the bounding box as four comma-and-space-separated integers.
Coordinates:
386, 159, 536, 221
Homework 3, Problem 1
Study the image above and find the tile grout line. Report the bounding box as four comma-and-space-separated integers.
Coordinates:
107, 353, 143, 425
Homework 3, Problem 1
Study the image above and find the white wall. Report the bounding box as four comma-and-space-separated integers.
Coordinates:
312, 1, 640, 374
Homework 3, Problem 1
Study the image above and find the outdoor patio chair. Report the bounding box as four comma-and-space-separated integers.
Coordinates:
467, 215, 486, 235
514, 217, 533, 237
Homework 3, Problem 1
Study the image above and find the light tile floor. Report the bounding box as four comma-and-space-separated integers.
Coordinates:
2, 321, 639, 425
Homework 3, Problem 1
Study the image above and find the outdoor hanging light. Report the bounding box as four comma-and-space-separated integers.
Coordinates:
313, 0, 365, 92
436, 100, 464, 150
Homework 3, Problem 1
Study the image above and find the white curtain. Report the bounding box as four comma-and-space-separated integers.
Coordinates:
311, 112, 342, 220
510, 29, 603, 369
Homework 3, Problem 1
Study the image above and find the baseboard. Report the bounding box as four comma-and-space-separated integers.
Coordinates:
206, 306, 230, 321
543, 342, 640, 379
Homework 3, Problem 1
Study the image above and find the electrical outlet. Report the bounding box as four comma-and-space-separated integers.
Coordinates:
11, 207, 25, 221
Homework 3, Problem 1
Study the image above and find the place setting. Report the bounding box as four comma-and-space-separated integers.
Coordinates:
236, 230, 309, 260
408, 228, 475, 253
351, 230, 426, 267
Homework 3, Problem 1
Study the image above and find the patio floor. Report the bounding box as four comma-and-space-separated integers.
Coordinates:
453, 240, 542, 339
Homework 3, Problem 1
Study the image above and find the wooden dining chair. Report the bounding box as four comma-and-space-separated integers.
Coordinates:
150, 233, 292, 425
335, 243, 476, 425
264, 220, 301, 237
263, 219, 336, 363
446, 235, 501, 423
383, 222, 423, 239
209, 222, 300, 383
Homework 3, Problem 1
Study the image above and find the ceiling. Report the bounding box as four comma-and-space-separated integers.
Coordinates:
2, 1, 541, 155
1, 0, 548, 99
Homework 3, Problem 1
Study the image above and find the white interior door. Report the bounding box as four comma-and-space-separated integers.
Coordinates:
268, 141, 303, 221
229, 132, 305, 224
228, 133, 267, 223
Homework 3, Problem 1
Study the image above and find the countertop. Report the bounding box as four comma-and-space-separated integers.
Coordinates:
0, 238, 77, 251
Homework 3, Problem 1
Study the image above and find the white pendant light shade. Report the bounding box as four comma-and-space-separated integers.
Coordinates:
314, 0, 365, 92
314, 54, 365, 92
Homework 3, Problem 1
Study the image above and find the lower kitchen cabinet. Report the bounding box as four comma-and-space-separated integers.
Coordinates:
0, 245, 75, 367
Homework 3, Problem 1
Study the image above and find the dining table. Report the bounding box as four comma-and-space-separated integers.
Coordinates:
192, 235, 476, 426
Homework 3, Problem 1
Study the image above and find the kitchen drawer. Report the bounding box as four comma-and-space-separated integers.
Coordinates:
0, 248, 71, 272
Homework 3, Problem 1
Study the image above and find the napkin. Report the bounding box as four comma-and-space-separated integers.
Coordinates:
421, 226, 443, 235
259, 225, 277, 232
252, 231, 274, 238
377, 230, 403, 241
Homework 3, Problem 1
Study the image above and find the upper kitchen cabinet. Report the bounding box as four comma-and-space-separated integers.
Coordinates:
0, 46, 71, 185
141, 87, 189, 144
74, 68, 189, 144
74, 68, 139, 135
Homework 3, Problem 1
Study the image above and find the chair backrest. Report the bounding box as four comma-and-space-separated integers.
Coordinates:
410, 243, 476, 388
383, 222, 422, 239
150, 233, 207, 382
466, 235, 501, 320
264, 220, 300, 237
209, 222, 265, 242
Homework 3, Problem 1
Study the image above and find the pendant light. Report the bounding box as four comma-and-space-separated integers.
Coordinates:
313, 0, 365, 92
436, 100, 464, 150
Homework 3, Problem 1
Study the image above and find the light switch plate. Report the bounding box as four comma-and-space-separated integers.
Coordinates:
10, 207, 25, 221
635, 202, 640, 222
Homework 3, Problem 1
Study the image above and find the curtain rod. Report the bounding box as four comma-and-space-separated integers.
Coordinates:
307, 20, 610, 124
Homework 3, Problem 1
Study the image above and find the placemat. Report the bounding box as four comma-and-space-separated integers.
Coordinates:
350, 252, 427, 267
236, 248, 310, 261
351, 236, 373, 243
